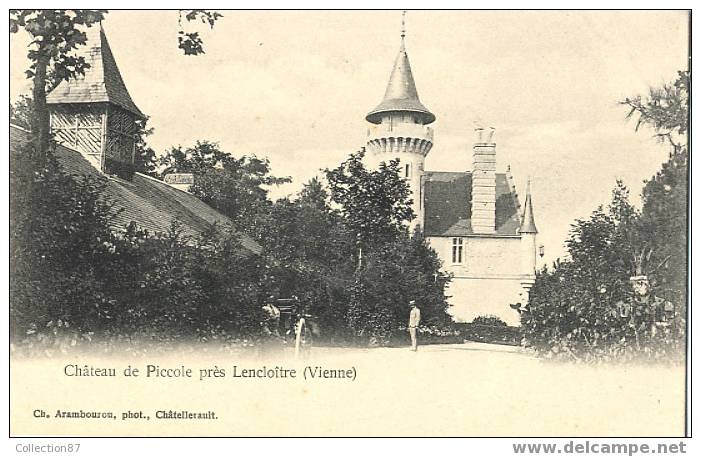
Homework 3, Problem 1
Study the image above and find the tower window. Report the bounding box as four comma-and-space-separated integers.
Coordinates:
405, 163, 411, 178
452, 238, 464, 264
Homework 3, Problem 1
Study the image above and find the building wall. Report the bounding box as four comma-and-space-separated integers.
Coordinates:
427, 235, 526, 326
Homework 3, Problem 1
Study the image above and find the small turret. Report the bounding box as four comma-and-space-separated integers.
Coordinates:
46, 24, 145, 180
519, 179, 538, 234
519, 178, 538, 301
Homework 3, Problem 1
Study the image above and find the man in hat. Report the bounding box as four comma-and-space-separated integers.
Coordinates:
408, 300, 421, 351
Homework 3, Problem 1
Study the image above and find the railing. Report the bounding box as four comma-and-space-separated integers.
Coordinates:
366, 123, 434, 142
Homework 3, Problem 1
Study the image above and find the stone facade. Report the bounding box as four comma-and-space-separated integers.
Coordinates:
365, 27, 538, 326
426, 235, 527, 326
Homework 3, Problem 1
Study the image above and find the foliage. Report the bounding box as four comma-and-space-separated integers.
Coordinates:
10, 136, 265, 351
228, 157, 453, 347
9, 94, 34, 130
457, 322, 521, 346
133, 117, 158, 176
325, 150, 414, 246
177, 10, 223, 55
523, 182, 685, 362
323, 154, 451, 345
471, 315, 508, 327
158, 140, 290, 236
621, 71, 689, 150
10, 140, 117, 338
348, 232, 451, 345
523, 72, 689, 363
10, 9, 106, 154
630, 71, 689, 307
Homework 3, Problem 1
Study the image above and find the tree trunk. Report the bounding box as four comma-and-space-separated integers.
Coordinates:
31, 52, 51, 158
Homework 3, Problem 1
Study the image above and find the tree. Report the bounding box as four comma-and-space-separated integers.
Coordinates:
177, 10, 223, 55
325, 151, 450, 345
133, 117, 158, 176
325, 150, 414, 247
10, 10, 106, 155
623, 70, 688, 303
159, 140, 290, 236
259, 179, 357, 338
347, 230, 451, 345
10, 9, 222, 158
621, 71, 689, 152
10, 139, 119, 338
522, 72, 689, 362
522, 183, 668, 362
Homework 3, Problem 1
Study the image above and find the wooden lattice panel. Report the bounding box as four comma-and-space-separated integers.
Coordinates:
49, 103, 136, 179
49, 104, 105, 157
107, 107, 135, 135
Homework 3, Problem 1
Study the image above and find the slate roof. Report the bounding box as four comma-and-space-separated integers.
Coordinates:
46, 24, 145, 118
422, 171, 522, 237
10, 126, 261, 255
366, 39, 435, 125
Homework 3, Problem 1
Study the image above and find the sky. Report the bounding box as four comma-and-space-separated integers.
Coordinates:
9, 10, 689, 266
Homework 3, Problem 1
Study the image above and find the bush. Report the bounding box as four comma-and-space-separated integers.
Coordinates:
10, 140, 266, 352
471, 315, 508, 327
522, 182, 686, 363
346, 233, 452, 346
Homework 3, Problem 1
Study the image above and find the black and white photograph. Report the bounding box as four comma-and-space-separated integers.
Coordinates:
6, 6, 692, 443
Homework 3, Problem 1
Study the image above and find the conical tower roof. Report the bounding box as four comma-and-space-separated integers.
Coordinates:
366, 35, 435, 125
47, 24, 145, 119
519, 179, 538, 234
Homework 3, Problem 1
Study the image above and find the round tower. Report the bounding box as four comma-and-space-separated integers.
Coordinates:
365, 14, 435, 228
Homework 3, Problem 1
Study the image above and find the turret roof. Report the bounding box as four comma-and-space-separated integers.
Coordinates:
519, 180, 538, 234
366, 38, 435, 125
46, 24, 145, 119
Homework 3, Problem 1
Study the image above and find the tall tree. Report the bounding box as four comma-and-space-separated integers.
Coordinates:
621, 71, 689, 153
522, 72, 690, 362
622, 70, 689, 303
10, 10, 106, 156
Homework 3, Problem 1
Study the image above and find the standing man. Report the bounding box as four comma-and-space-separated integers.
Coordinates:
408, 300, 421, 351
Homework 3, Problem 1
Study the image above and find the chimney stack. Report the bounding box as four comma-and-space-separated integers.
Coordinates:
471, 127, 497, 234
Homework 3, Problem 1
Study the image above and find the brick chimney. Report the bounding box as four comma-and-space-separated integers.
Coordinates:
471, 127, 496, 234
